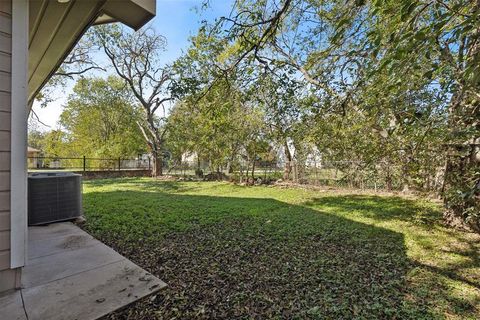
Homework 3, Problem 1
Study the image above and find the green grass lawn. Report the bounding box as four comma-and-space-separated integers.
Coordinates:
81, 178, 480, 319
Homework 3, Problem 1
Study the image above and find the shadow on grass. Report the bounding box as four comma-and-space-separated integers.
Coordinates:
83, 189, 444, 319
305, 195, 480, 283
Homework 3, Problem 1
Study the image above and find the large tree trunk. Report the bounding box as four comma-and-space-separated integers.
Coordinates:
441, 3, 480, 230
251, 156, 256, 180
384, 161, 393, 191
442, 87, 480, 230
401, 160, 411, 193
283, 141, 292, 180
443, 143, 479, 231
136, 120, 164, 178
293, 142, 307, 183
195, 156, 203, 177
151, 151, 163, 177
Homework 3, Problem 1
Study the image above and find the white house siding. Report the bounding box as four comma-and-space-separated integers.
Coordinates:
0, 0, 19, 293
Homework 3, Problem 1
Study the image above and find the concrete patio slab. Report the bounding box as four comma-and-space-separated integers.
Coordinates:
0, 290, 27, 320
23, 242, 124, 288
23, 259, 163, 320
1, 222, 166, 320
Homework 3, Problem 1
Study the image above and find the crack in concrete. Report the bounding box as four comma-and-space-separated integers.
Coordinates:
20, 289, 29, 320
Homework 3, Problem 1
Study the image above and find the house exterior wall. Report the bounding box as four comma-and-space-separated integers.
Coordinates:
0, 0, 25, 293
0, 0, 17, 292
10, 0, 28, 272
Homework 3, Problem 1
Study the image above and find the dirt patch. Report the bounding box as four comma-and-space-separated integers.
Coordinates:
60, 235, 89, 249
272, 180, 441, 201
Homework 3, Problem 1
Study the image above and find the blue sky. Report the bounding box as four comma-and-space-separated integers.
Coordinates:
149, 0, 233, 64
34, 0, 234, 130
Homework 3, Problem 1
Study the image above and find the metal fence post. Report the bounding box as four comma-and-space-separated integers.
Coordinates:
118, 158, 121, 171
83, 156, 86, 172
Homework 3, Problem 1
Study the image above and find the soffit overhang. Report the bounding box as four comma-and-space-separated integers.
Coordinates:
28, 0, 155, 103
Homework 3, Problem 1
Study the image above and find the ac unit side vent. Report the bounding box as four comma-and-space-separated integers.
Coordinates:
28, 172, 82, 225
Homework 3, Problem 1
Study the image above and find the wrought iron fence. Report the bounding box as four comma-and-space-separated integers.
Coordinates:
28, 156, 151, 172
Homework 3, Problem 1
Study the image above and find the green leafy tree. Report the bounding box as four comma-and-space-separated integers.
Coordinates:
186, 0, 478, 227
366, 0, 480, 228
168, 73, 268, 178
91, 24, 173, 176
60, 76, 146, 158
41, 129, 70, 158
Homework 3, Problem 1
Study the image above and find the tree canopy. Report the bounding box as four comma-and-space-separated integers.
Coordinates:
29, 0, 479, 229
167, 0, 479, 228
59, 76, 146, 158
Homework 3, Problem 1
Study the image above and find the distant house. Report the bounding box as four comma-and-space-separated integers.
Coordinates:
181, 151, 197, 163
27, 146, 41, 168
181, 152, 209, 169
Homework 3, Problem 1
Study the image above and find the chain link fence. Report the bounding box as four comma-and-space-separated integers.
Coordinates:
164, 159, 445, 192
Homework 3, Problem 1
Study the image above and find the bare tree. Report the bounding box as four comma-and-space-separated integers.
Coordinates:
93, 24, 173, 176
34, 37, 105, 109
